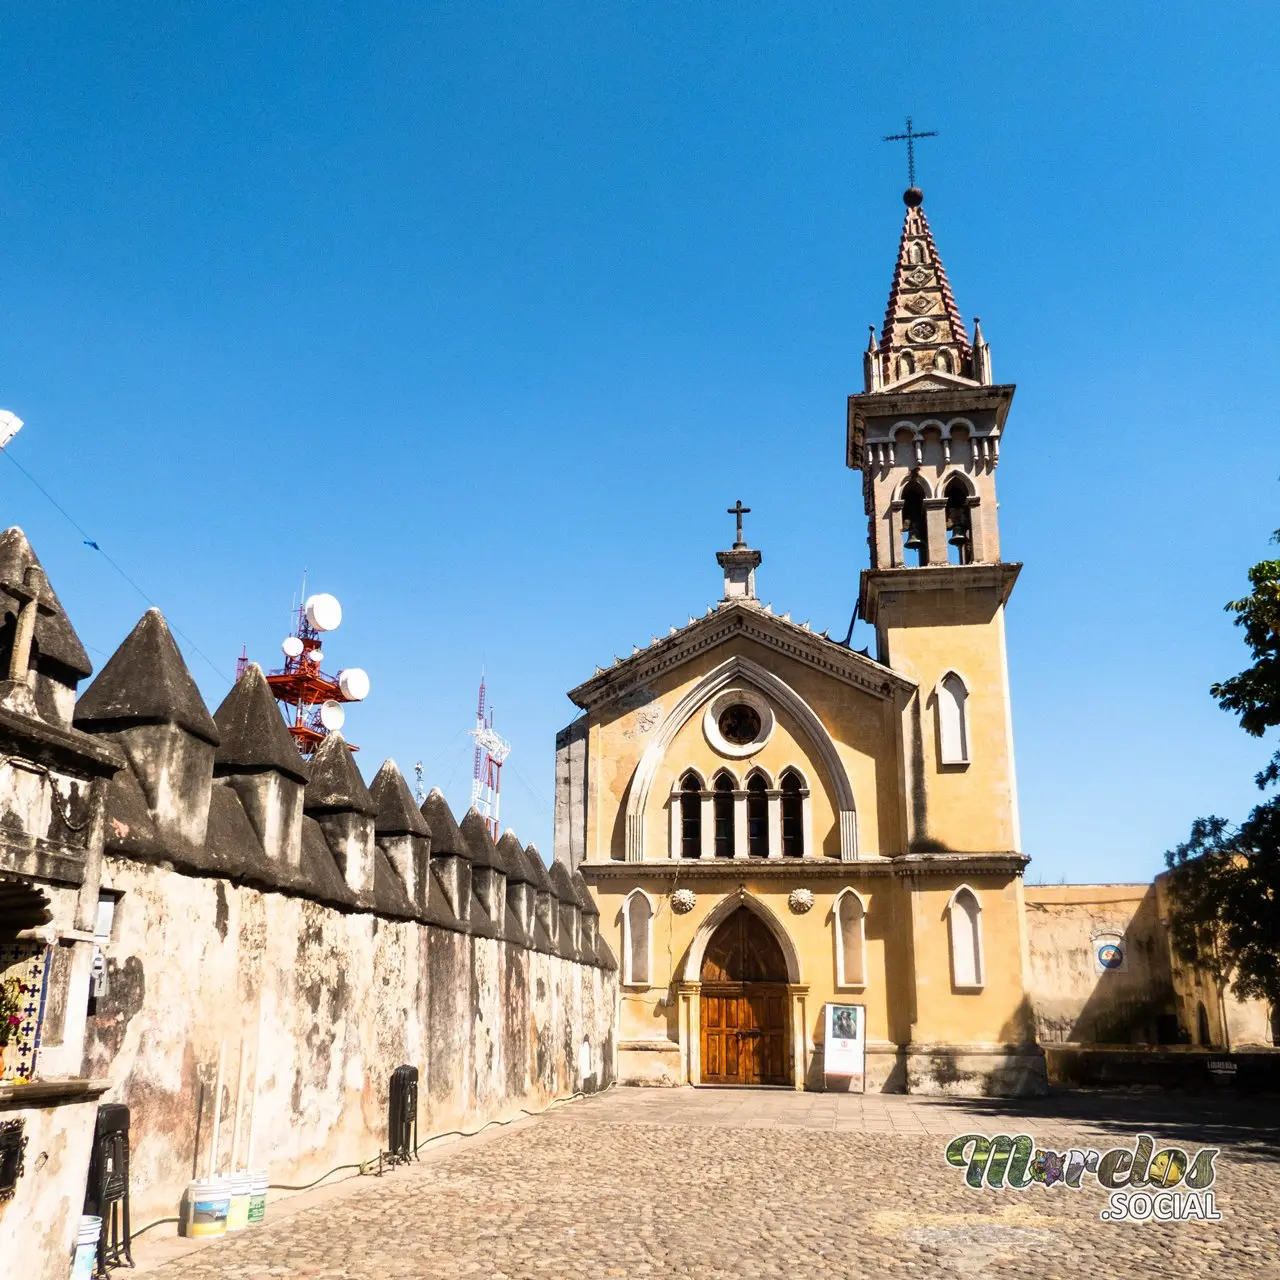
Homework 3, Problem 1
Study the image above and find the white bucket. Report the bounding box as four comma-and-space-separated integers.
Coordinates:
181, 1178, 230, 1238
226, 1170, 253, 1232
71, 1215, 100, 1280
247, 1170, 268, 1227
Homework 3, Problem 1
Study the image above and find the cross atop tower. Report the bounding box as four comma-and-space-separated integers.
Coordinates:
883, 116, 937, 190
727, 500, 751, 548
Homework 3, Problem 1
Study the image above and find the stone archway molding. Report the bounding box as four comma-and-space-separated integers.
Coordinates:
624, 654, 857, 861
680, 887, 802, 984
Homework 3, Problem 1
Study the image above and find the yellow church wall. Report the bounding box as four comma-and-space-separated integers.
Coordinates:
595, 869, 1029, 1069
582, 631, 906, 864
902, 874, 1032, 1045
877, 587, 1019, 853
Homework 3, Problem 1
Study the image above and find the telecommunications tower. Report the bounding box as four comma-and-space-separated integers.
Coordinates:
468, 675, 510, 839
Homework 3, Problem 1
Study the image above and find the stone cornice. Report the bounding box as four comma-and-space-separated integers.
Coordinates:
579, 852, 1029, 881
859, 562, 1021, 625
567, 601, 915, 712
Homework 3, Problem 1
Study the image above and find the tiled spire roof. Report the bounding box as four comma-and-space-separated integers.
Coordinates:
874, 188, 974, 390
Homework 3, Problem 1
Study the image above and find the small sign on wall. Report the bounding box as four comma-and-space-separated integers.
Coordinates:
823, 1002, 866, 1092
1092, 933, 1127, 974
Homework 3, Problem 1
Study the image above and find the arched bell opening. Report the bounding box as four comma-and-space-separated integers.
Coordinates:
944, 476, 974, 565
901, 477, 929, 567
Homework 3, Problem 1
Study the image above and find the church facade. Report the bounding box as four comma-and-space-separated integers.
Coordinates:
556, 186, 1047, 1095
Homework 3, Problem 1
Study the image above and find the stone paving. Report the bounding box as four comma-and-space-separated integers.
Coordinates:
145, 1086, 1280, 1278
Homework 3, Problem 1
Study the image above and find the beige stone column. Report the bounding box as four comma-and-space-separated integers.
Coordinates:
733, 791, 748, 859
676, 980, 700, 1085
923, 497, 949, 565
788, 983, 810, 1090
766, 791, 782, 859
668, 787, 681, 858
699, 792, 714, 859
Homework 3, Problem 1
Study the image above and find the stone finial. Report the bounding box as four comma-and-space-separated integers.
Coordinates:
370, 759, 431, 913
75, 608, 218, 848
213, 663, 309, 783
369, 759, 430, 837
303, 731, 374, 815
458, 808, 504, 871
459, 809, 506, 932
304, 732, 375, 897
496, 830, 530, 885
420, 787, 472, 925
75, 609, 218, 744
0, 528, 92, 726
522, 842, 552, 893
212, 663, 309, 867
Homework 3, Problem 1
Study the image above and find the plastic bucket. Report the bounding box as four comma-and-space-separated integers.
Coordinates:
247, 1170, 268, 1227
226, 1171, 253, 1232
182, 1178, 230, 1238
71, 1215, 100, 1280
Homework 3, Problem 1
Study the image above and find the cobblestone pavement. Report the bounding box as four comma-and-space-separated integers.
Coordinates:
148, 1087, 1280, 1279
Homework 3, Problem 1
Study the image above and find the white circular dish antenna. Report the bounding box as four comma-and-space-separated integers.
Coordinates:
0, 411, 24, 450
304, 593, 342, 632
282, 636, 304, 658
309, 649, 324, 666
319, 700, 346, 731
338, 668, 370, 701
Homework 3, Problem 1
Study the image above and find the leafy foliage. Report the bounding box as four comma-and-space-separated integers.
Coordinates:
1164, 536, 1280, 1011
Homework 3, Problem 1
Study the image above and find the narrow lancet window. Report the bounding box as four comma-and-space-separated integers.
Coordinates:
948, 887, 983, 989
713, 773, 735, 858
836, 890, 866, 987
937, 672, 970, 765
746, 774, 768, 856
624, 890, 653, 986
781, 770, 804, 857
902, 478, 928, 566
680, 772, 702, 858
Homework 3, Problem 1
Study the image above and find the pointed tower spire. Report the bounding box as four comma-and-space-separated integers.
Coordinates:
870, 188, 975, 392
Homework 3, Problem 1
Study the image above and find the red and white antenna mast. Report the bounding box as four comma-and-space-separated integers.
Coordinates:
468, 674, 511, 839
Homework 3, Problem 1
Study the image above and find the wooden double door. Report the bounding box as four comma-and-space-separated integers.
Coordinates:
698, 906, 792, 1087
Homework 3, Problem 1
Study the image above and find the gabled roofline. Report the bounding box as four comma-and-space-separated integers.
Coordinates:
567, 598, 915, 713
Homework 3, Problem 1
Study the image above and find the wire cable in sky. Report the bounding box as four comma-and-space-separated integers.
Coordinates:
2, 449, 230, 686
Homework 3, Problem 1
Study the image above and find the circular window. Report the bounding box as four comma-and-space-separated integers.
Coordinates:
717, 704, 761, 745
703, 688, 774, 758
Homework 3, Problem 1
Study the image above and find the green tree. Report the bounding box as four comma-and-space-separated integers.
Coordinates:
1165, 538, 1280, 1019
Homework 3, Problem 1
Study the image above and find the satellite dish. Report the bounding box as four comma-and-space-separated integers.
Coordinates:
319, 700, 346, 731
338, 668, 370, 701
282, 636, 304, 658
0, 411, 23, 451
309, 649, 324, 666
304, 593, 342, 632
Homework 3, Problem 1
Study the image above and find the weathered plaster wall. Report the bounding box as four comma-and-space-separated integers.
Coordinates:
1023, 884, 1174, 1045
0, 1093, 100, 1280
85, 855, 615, 1226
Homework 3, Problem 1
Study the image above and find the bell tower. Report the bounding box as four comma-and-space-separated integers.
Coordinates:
847, 186, 1022, 856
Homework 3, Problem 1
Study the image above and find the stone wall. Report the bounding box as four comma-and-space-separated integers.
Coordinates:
85, 855, 614, 1225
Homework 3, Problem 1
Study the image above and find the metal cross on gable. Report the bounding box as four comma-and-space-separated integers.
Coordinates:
727, 500, 751, 548
883, 116, 937, 189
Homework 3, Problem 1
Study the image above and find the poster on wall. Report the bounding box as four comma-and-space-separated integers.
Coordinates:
823, 1002, 866, 1091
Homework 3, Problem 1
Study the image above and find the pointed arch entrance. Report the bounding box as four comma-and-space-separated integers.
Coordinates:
698, 907, 792, 1086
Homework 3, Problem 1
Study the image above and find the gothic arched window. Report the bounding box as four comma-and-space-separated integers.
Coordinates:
937, 672, 970, 766
944, 476, 973, 565
713, 773, 735, 858
835, 889, 866, 988
746, 773, 768, 856
680, 772, 702, 858
947, 886, 984, 990
897, 351, 915, 381
1197, 1001, 1212, 1047
623, 889, 653, 987
908, 241, 925, 265
781, 770, 804, 857
934, 348, 953, 373
902, 477, 928, 566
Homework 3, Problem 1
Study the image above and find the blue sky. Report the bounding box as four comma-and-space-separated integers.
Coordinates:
2, 3, 1277, 881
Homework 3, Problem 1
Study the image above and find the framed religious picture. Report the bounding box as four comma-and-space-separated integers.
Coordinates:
823, 1002, 865, 1092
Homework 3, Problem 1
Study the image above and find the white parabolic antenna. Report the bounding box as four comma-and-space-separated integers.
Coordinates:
338, 668, 370, 701
319, 700, 346, 731
0, 411, 23, 451
305, 593, 342, 632
310, 649, 324, 666
282, 636, 304, 658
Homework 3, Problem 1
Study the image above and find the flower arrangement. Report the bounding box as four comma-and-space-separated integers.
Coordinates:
0, 977, 26, 1047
